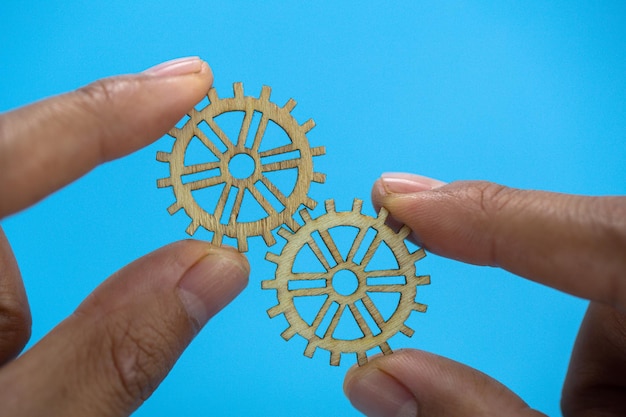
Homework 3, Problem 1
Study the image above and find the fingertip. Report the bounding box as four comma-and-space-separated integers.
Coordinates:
177, 244, 250, 331
344, 362, 417, 417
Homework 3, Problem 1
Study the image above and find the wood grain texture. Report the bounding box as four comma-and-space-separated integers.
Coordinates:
157, 82, 325, 251
263, 199, 430, 366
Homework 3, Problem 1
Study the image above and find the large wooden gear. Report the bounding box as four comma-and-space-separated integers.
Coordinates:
157, 82, 326, 251
262, 199, 430, 366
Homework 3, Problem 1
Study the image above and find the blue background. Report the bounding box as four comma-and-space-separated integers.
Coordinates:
1, 2, 625, 416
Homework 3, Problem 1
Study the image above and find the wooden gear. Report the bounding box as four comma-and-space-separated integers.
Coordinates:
262, 199, 430, 366
157, 82, 326, 251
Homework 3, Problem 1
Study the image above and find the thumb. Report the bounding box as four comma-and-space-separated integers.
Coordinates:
344, 349, 545, 417
0, 240, 248, 417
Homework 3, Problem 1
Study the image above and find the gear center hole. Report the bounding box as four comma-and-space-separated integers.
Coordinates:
228, 153, 256, 180
331, 269, 359, 296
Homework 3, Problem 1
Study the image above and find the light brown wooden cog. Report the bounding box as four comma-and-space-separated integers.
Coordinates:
262, 199, 430, 366
157, 82, 326, 251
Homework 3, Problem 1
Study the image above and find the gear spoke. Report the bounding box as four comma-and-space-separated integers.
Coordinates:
290, 272, 330, 280
213, 182, 232, 221
248, 184, 278, 217
182, 161, 221, 175
185, 175, 226, 191
360, 233, 383, 271
319, 229, 343, 265
194, 129, 223, 158
228, 186, 245, 224
349, 303, 375, 337
305, 237, 332, 271
366, 269, 405, 278
260, 175, 288, 206
236, 109, 254, 148
324, 303, 345, 338
361, 294, 385, 328
206, 117, 235, 152
310, 297, 333, 334
289, 287, 331, 297
261, 157, 300, 172
259, 143, 296, 158
251, 113, 270, 152
346, 227, 368, 263
365, 284, 405, 293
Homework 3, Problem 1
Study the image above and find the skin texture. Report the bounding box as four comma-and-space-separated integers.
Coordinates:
0, 58, 250, 416
343, 174, 626, 416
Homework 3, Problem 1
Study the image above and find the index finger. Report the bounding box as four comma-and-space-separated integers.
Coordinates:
0, 57, 213, 219
372, 174, 626, 308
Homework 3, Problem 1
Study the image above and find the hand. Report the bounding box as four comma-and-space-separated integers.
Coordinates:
0, 57, 249, 416
344, 173, 626, 416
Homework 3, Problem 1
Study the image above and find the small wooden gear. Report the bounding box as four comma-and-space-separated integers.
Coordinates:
262, 199, 430, 366
157, 82, 326, 251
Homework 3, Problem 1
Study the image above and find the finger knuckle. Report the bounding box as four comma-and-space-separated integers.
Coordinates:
103, 316, 180, 405
73, 77, 137, 159
465, 181, 516, 216
0, 302, 31, 359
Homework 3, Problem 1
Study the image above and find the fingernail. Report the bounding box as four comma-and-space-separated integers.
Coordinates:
143, 56, 205, 77
345, 368, 418, 417
379, 173, 447, 195
177, 248, 249, 331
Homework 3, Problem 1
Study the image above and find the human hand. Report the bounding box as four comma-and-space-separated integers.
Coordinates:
344, 173, 626, 416
0, 57, 249, 416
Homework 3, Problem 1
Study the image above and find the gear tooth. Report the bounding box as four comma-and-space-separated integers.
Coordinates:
312, 172, 326, 184
400, 324, 415, 337
413, 302, 428, 313
211, 231, 223, 246
236, 236, 248, 252
311, 146, 325, 156
380, 342, 393, 356
167, 201, 182, 215
413, 274, 431, 285
156, 151, 171, 162
352, 199, 363, 213
262, 231, 276, 246
233, 82, 243, 97
266, 304, 282, 318
377, 206, 389, 222
409, 248, 426, 264
167, 127, 182, 138
277, 227, 292, 240
303, 341, 316, 358
281, 326, 296, 341
356, 352, 368, 366
330, 351, 341, 366
260, 85, 271, 100
157, 178, 172, 188
324, 200, 335, 213
207, 88, 219, 102
186, 221, 200, 236
299, 209, 312, 223
283, 98, 297, 112
398, 225, 411, 240
301, 118, 315, 133
265, 252, 280, 264
304, 197, 317, 210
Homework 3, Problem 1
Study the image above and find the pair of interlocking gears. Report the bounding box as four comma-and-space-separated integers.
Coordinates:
157, 83, 429, 366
